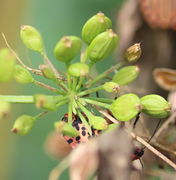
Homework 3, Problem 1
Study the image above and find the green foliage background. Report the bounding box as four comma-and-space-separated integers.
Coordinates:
7, 0, 123, 179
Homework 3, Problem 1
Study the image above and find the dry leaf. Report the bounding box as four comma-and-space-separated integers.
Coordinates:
69, 140, 98, 180
140, 0, 176, 30
153, 68, 176, 91
45, 132, 72, 159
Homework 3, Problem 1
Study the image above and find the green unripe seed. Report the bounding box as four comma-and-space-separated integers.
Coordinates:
62, 123, 79, 137
103, 81, 120, 93
34, 94, 57, 111
0, 100, 10, 119
82, 12, 112, 44
39, 64, 56, 80
125, 43, 141, 62
68, 63, 89, 77
89, 116, 108, 130
87, 29, 119, 62
0, 48, 16, 82
112, 66, 140, 86
20, 25, 44, 53
11, 115, 35, 135
13, 65, 34, 84
54, 36, 82, 63
140, 94, 171, 118
110, 93, 141, 121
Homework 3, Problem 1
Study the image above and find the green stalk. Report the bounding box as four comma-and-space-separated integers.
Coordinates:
82, 98, 110, 109
33, 80, 65, 95
87, 61, 125, 87
0, 95, 34, 103
35, 111, 48, 120
77, 85, 103, 97
55, 79, 69, 92
77, 101, 94, 120
86, 97, 114, 104
56, 99, 68, 109
68, 101, 73, 123
76, 77, 85, 91
77, 110, 92, 136
72, 77, 78, 91
81, 48, 88, 63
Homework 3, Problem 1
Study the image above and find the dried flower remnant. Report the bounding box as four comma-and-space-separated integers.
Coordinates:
139, 0, 176, 30
153, 68, 176, 91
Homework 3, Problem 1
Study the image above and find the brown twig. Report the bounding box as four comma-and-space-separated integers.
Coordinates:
34, 80, 64, 94
98, 109, 176, 170
130, 132, 176, 170
2, 33, 42, 76
153, 111, 176, 141
151, 142, 176, 156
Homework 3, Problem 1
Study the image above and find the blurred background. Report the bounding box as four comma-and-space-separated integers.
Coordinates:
0, 0, 123, 179
1, 0, 176, 179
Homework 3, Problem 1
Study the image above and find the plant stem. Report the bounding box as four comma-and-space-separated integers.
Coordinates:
80, 48, 88, 63
68, 101, 73, 123
87, 61, 125, 87
43, 53, 64, 81
76, 77, 85, 91
34, 80, 65, 94
0, 95, 34, 103
87, 97, 114, 104
77, 110, 92, 136
82, 98, 110, 109
72, 77, 77, 91
56, 99, 68, 108
2, 33, 42, 76
35, 111, 48, 120
76, 101, 96, 128
78, 86, 103, 97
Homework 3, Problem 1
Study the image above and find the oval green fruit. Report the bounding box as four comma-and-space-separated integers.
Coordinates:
140, 94, 171, 118
54, 36, 82, 63
89, 116, 108, 130
68, 63, 89, 77
82, 12, 112, 44
20, 25, 44, 53
87, 29, 119, 62
12, 115, 35, 135
13, 65, 34, 84
112, 66, 140, 86
0, 48, 16, 82
103, 81, 120, 93
110, 93, 141, 121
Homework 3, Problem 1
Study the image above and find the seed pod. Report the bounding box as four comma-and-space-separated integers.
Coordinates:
13, 65, 34, 84
87, 29, 119, 62
34, 94, 57, 111
82, 12, 112, 44
68, 63, 89, 77
110, 93, 141, 121
0, 100, 10, 119
11, 115, 35, 135
0, 48, 16, 82
62, 123, 79, 137
103, 81, 120, 93
39, 64, 56, 80
89, 116, 108, 130
140, 94, 171, 118
124, 43, 141, 62
20, 25, 44, 53
112, 66, 140, 86
54, 36, 82, 63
